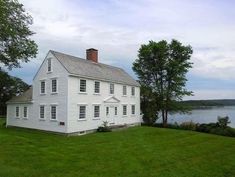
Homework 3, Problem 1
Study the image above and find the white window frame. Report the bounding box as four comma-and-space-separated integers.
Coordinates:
94, 81, 100, 94
123, 85, 127, 96
131, 87, 135, 96
40, 80, 46, 94
114, 107, 118, 116
78, 104, 87, 120
131, 105, 136, 115
122, 104, 127, 116
39, 105, 45, 120
110, 83, 114, 95
23, 106, 28, 119
51, 78, 58, 94
79, 79, 87, 93
50, 105, 57, 121
93, 104, 101, 119
47, 58, 52, 72
15, 106, 20, 118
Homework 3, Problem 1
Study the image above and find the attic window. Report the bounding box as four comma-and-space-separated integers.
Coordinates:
48, 58, 52, 72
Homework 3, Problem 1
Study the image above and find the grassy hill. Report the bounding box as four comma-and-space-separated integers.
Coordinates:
1, 118, 235, 177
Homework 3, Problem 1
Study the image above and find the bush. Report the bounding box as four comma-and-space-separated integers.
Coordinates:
97, 121, 112, 132
180, 121, 197, 131
217, 116, 230, 129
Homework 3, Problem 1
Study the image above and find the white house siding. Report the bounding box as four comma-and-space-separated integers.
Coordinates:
7, 52, 69, 133
67, 75, 141, 133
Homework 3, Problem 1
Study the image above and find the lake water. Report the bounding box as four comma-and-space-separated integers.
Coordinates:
167, 106, 235, 128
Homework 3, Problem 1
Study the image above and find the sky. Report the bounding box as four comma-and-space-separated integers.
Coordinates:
7, 0, 235, 100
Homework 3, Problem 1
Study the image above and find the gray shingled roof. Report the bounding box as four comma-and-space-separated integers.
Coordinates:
51, 50, 139, 86
7, 87, 33, 104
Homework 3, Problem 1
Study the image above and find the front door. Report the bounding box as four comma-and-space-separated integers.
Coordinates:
106, 105, 118, 125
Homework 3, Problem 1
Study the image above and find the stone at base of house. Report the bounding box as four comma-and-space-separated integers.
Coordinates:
6, 122, 141, 136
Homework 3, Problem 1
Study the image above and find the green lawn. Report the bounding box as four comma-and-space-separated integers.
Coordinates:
1, 118, 235, 177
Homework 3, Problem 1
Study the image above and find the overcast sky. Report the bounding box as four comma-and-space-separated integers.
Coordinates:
8, 0, 235, 100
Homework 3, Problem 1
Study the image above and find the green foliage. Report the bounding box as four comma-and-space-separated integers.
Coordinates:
133, 39, 193, 127
217, 116, 230, 129
0, 0, 38, 69
97, 121, 112, 132
0, 69, 29, 115
180, 121, 197, 131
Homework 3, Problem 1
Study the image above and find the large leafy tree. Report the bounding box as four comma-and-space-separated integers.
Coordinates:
0, 0, 38, 69
133, 40, 193, 127
0, 69, 29, 116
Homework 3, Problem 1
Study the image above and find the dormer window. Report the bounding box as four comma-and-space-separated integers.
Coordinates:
48, 58, 52, 72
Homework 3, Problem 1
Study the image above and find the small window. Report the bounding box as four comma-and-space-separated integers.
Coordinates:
79, 105, 86, 119
51, 79, 57, 93
131, 87, 135, 96
131, 105, 135, 115
15, 106, 19, 117
51, 106, 57, 120
40, 81, 45, 94
123, 105, 127, 116
23, 107, 28, 118
110, 83, 114, 94
94, 105, 100, 118
106, 107, 109, 116
80, 79, 86, 93
48, 58, 52, 72
40, 105, 45, 119
123, 86, 127, 96
115, 107, 118, 116
94, 81, 100, 94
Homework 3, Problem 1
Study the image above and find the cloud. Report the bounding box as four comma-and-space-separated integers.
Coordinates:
7, 0, 235, 98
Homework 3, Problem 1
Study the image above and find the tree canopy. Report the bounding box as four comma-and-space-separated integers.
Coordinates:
0, 0, 38, 69
133, 39, 193, 126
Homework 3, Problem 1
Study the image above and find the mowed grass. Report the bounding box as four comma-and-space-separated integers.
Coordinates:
1, 118, 235, 177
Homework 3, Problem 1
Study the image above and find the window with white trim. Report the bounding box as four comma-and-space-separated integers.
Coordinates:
123, 86, 127, 96
110, 83, 114, 94
51, 105, 57, 120
40, 105, 45, 119
15, 106, 19, 118
78, 105, 86, 119
123, 105, 127, 116
94, 81, 100, 94
80, 79, 86, 93
94, 105, 100, 118
48, 58, 52, 72
131, 87, 135, 96
131, 105, 135, 115
106, 107, 109, 116
115, 107, 118, 116
51, 79, 57, 93
23, 106, 28, 118
40, 81, 46, 94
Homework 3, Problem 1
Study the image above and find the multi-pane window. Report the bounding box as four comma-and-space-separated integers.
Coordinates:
94, 105, 100, 118
123, 105, 127, 116
51, 79, 57, 93
48, 58, 51, 72
23, 107, 28, 118
51, 106, 57, 120
115, 107, 118, 116
40, 81, 45, 94
131, 87, 135, 96
15, 106, 19, 117
40, 105, 45, 119
123, 86, 127, 96
79, 106, 86, 119
131, 105, 135, 115
110, 83, 114, 94
80, 79, 86, 92
106, 107, 109, 116
94, 81, 100, 94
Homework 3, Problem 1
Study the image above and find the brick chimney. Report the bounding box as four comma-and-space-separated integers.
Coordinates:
86, 48, 98, 63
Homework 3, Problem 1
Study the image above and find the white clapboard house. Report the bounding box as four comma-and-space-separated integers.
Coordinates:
6, 48, 141, 134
